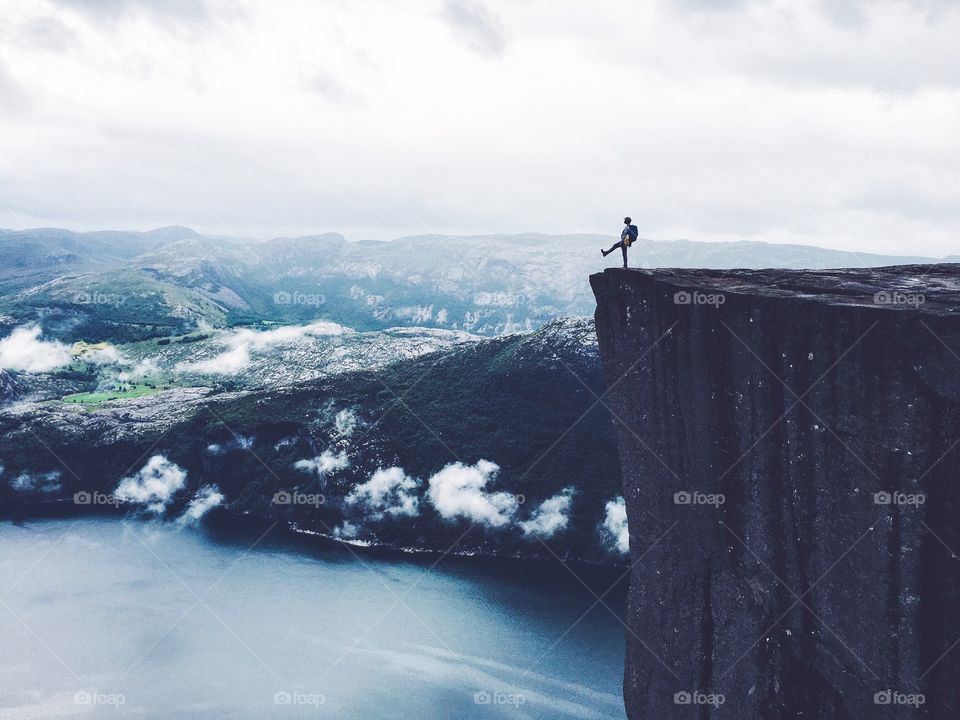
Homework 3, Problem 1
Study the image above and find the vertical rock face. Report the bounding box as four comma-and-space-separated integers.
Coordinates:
590, 266, 960, 719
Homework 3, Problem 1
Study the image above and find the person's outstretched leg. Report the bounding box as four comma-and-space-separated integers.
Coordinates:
601, 241, 622, 257
621, 243, 628, 268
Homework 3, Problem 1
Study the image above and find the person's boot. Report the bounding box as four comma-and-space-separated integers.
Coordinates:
601, 248, 608, 257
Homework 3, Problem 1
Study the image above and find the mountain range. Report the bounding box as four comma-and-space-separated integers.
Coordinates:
0, 226, 944, 343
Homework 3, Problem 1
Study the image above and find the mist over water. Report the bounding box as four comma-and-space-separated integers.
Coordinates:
0, 518, 626, 719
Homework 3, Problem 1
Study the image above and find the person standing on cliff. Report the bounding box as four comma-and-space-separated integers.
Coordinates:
601, 217, 638, 268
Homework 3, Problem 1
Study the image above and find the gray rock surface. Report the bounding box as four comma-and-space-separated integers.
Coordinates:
591, 265, 960, 719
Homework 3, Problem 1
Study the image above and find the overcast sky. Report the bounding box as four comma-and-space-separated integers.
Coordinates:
0, 0, 958, 255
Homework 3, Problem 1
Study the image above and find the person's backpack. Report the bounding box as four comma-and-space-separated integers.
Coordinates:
623, 224, 639, 246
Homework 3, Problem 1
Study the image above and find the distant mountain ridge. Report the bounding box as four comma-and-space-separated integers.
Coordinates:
0, 226, 946, 343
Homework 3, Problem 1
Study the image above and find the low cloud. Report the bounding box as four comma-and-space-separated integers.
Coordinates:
345, 466, 421, 519
177, 484, 224, 526
114, 455, 187, 514
179, 322, 350, 375
392, 305, 434, 323
206, 434, 254, 455
334, 408, 358, 437
519, 487, 574, 539
181, 343, 250, 374
9, 470, 63, 494
0, 326, 71, 372
79, 344, 125, 365
426, 459, 518, 527
234, 322, 350, 349
273, 436, 295, 451
601, 496, 629, 554
333, 519, 359, 540
118, 357, 159, 382
294, 449, 350, 485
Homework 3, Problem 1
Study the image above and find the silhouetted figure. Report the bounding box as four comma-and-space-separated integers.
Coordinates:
602, 217, 638, 268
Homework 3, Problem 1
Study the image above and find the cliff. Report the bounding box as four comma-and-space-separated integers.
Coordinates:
591, 266, 960, 719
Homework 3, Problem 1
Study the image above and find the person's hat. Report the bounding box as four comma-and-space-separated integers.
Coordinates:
623, 216, 631, 224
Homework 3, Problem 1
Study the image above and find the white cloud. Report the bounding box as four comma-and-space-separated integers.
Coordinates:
177, 484, 224, 526
180, 342, 251, 374
118, 357, 159, 381
294, 449, 350, 483
519, 487, 574, 539
178, 322, 350, 375
601, 496, 629, 555
301, 69, 365, 106
235, 322, 348, 349
333, 520, 359, 539
273, 436, 295, 451
426, 459, 518, 527
393, 305, 434, 323
442, 0, 507, 56
0, 326, 71, 372
115, 455, 187, 514
206, 434, 254, 455
81, 344, 125, 365
9, 470, 62, 494
345, 466, 421, 519
334, 408, 357, 437
3, 1, 960, 254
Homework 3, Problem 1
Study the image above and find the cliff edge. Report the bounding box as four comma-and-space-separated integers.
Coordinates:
591, 265, 960, 719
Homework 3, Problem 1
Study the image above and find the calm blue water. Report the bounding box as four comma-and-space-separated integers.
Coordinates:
0, 517, 627, 719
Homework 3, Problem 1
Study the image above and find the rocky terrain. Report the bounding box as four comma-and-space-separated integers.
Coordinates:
0, 318, 627, 564
591, 265, 960, 718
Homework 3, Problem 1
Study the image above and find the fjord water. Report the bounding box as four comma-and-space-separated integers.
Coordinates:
0, 518, 626, 719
